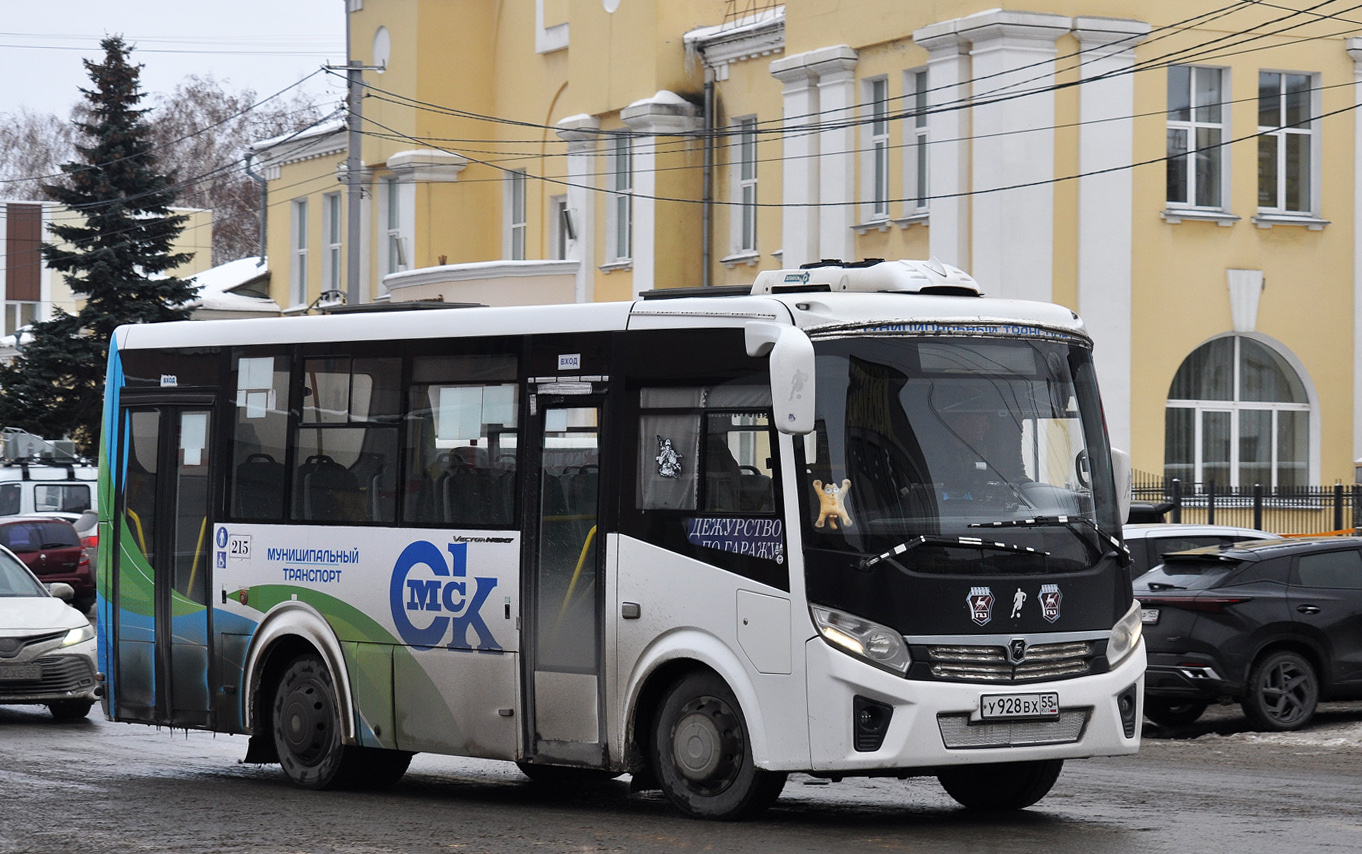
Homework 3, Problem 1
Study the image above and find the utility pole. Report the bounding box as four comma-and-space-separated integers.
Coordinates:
346, 57, 363, 306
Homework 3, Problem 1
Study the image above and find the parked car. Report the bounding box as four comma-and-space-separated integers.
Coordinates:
0, 544, 99, 721
0, 516, 93, 613
0, 460, 97, 516
1124, 523, 1282, 578
1135, 537, 1362, 731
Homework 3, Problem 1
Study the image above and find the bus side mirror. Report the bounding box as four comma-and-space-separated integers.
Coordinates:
746, 322, 815, 435
1111, 447, 1132, 524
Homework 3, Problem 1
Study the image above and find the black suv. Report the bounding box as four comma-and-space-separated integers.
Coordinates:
1136, 537, 1362, 731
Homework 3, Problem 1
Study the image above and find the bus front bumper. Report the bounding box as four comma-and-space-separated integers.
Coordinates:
800, 636, 1145, 773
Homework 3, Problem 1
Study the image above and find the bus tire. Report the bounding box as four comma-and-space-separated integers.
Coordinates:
652, 671, 786, 820
937, 759, 1063, 811
353, 747, 414, 789
272, 654, 365, 789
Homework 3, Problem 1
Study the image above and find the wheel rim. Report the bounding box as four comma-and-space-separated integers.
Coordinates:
670, 695, 743, 796
278, 674, 334, 766
1259, 659, 1313, 725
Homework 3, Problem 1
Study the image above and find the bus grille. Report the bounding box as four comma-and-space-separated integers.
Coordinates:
926, 641, 1094, 683
0, 656, 95, 700
937, 709, 1091, 749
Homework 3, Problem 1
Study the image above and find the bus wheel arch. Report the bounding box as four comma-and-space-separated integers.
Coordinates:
242, 603, 357, 754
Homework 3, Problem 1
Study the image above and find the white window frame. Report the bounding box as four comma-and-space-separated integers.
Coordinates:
605, 134, 632, 265
4, 302, 38, 337
727, 116, 759, 260
382, 175, 406, 276
290, 199, 308, 308
861, 76, 891, 224
505, 169, 528, 260
1166, 65, 1229, 212
322, 192, 343, 294
902, 68, 929, 219
1165, 336, 1313, 489
1257, 70, 1318, 217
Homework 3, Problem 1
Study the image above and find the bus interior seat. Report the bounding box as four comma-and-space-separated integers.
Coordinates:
439, 446, 508, 526
234, 452, 286, 520
296, 454, 362, 521
705, 435, 744, 512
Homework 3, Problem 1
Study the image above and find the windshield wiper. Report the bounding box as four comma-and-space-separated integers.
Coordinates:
861, 534, 1050, 570
969, 516, 1129, 566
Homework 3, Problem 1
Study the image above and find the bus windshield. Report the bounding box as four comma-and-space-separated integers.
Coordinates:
800, 334, 1118, 575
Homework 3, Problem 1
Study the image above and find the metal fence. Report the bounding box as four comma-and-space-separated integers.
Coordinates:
1131, 471, 1362, 536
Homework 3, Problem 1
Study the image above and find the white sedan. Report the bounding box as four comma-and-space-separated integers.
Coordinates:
0, 545, 100, 720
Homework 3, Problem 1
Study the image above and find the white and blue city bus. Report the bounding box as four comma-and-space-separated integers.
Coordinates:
95, 258, 1144, 818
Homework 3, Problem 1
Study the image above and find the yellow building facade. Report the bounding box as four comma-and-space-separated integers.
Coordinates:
253, 0, 1362, 488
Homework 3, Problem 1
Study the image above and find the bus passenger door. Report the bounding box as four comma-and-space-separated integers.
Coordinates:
524, 399, 607, 766
112, 402, 215, 728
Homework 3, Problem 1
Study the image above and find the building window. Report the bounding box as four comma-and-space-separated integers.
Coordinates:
1166, 66, 1226, 209
322, 192, 342, 294
4, 302, 37, 337
290, 199, 308, 307
550, 194, 569, 260
384, 175, 405, 276
1165, 336, 1310, 489
734, 116, 758, 254
863, 77, 890, 221
1258, 72, 1314, 214
506, 170, 527, 260
607, 134, 632, 263
904, 69, 928, 215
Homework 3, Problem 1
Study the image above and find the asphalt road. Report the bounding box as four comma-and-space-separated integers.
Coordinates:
1, 700, 1359, 853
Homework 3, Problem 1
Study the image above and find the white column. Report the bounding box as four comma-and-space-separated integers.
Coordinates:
1349, 39, 1362, 470
813, 51, 858, 262
1075, 17, 1149, 453
913, 23, 972, 271
556, 114, 600, 303
958, 10, 1069, 302
770, 57, 820, 269
622, 92, 702, 297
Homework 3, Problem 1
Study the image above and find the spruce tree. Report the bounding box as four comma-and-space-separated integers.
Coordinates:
0, 36, 199, 454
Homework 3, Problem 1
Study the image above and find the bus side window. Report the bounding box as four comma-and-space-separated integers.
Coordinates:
404, 354, 518, 528
293, 356, 401, 524
230, 353, 291, 521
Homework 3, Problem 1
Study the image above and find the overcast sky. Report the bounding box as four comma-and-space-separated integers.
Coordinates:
0, 0, 348, 117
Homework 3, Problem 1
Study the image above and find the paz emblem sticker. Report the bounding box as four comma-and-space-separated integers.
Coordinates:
967, 586, 995, 626
1039, 583, 1063, 623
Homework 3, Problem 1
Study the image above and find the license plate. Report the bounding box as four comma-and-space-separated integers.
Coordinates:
0, 664, 41, 681
980, 692, 1059, 720
1141, 608, 1160, 625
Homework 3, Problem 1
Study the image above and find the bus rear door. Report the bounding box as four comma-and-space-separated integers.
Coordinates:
111, 398, 215, 728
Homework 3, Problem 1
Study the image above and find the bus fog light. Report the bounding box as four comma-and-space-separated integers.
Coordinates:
811, 605, 910, 674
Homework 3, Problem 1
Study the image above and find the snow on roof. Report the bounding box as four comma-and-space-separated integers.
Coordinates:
248, 116, 346, 153
184, 256, 280, 314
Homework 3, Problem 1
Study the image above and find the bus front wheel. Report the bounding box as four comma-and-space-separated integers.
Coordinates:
652, 671, 786, 820
272, 654, 366, 789
937, 759, 1063, 810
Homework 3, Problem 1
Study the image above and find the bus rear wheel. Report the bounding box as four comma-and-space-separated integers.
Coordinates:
937, 759, 1063, 811
272, 654, 366, 789
652, 671, 786, 820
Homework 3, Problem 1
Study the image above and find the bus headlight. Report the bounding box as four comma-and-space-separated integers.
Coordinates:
811, 605, 911, 674
1106, 600, 1143, 668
